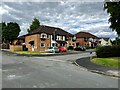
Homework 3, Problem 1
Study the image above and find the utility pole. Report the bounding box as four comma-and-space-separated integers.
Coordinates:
54, 29, 57, 42
53, 29, 57, 53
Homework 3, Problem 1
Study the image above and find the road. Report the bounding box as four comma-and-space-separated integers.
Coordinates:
0, 51, 2, 89
2, 50, 119, 88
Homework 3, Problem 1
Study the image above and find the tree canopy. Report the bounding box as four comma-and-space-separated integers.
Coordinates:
1, 22, 7, 43
27, 18, 40, 33
104, 1, 120, 36
1, 22, 21, 43
112, 38, 120, 45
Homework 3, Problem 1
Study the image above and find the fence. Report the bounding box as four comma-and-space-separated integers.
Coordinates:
10, 45, 22, 51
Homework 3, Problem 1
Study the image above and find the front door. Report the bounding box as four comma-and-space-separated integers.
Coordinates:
31, 45, 34, 51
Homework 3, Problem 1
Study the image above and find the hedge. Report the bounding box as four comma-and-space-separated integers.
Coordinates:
96, 45, 120, 58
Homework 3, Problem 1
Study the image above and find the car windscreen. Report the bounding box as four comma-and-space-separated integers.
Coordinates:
54, 47, 58, 49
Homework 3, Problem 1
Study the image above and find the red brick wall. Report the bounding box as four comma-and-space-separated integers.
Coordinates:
76, 38, 85, 46
25, 34, 51, 52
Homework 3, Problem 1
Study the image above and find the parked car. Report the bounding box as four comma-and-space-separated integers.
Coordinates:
59, 47, 67, 52
74, 46, 86, 51
45, 47, 59, 53
67, 46, 74, 50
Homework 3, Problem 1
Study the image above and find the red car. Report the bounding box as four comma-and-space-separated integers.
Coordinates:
59, 47, 67, 52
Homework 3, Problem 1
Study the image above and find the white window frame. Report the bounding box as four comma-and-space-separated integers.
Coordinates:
63, 36, 65, 41
41, 33, 47, 38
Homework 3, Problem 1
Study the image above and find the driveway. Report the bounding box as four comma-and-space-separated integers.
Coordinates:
2, 50, 119, 88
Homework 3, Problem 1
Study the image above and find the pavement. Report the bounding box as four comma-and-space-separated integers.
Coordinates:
1, 49, 88, 57
75, 57, 120, 78
2, 50, 119, 88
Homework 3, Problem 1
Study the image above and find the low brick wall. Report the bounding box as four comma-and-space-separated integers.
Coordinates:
10, 45, 22, 51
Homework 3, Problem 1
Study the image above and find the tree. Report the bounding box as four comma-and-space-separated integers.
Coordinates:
27, 18, 40, 33
112, 38, 120, 45
1, 22, 7, 43
104, 1, 120, 36
2, 22, 21, 44
0, 23, 2, 43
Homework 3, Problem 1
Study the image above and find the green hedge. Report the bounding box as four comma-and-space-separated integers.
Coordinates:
96, 45, 120, 58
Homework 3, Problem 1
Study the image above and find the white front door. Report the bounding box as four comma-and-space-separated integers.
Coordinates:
32, 45, 34, 51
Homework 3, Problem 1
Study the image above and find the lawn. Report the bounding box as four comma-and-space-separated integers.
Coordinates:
13, 51, 50, 55
91, 57, 120, 68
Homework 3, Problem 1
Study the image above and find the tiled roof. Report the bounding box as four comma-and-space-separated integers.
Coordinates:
17, 35, 26, 40
28, 25, 74, 37
75, 32, 98, 38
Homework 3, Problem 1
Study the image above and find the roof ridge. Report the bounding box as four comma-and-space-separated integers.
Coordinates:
75, 31, 98, 38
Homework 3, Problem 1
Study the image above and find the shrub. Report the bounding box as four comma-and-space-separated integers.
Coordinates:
67, 46, 74, 50
96, 45, 120, 58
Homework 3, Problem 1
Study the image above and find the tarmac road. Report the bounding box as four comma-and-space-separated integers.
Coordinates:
2, 50, 119, 88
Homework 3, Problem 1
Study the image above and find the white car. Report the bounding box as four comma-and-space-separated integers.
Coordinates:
45, 47, 59, 53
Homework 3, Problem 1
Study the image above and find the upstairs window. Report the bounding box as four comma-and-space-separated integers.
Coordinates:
41, 33, 47, 38
63, 36, 65, 41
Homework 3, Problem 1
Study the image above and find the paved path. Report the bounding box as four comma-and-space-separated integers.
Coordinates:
76, 57, 119, 77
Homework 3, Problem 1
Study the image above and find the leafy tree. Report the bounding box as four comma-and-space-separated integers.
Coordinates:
112, 38, 120, 45
0, 22, 7, 43
27, 18, 40, 33
104, 1, 120, 36
2, 22, 21, 44
0, 23, 2, 43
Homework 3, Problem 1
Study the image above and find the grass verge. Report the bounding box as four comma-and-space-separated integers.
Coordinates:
91, 57, 120, 68
13, 51, 50, 55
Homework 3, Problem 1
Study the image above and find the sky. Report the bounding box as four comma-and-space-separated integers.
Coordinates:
0, 0, 117, 39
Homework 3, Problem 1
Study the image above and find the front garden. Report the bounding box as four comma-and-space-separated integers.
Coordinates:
91, 45, 120, 68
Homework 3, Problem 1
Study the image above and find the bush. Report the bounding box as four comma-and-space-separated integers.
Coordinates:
67, 46, 74, 50
96, 45, 120, 58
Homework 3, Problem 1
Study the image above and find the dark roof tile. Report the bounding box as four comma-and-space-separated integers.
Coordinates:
29, 25, 73, 37
75, 32, 98, 38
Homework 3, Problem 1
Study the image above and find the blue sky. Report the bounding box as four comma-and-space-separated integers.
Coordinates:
0, 0, 117, 39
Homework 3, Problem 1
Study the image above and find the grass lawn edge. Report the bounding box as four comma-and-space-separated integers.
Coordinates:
91, 57, 120, 68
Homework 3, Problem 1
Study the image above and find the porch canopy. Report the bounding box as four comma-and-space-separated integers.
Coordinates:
29, 41, 34, 45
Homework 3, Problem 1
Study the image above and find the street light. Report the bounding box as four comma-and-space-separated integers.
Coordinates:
54, 29, 57, 41
53, 29, 57, 53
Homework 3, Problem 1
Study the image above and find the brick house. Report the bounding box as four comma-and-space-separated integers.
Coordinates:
24, 25, 74, 52
75, 32, 99, 48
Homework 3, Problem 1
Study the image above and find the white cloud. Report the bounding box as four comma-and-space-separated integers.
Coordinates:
0, 6, 8, 15
94, 31, 117, 39
3, 0, 104, 2
1, 2, 117, 39
19, 23, 29, 36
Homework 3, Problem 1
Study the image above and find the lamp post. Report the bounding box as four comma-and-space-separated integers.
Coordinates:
53, 29, 57, 53
54, 29, 57, 42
